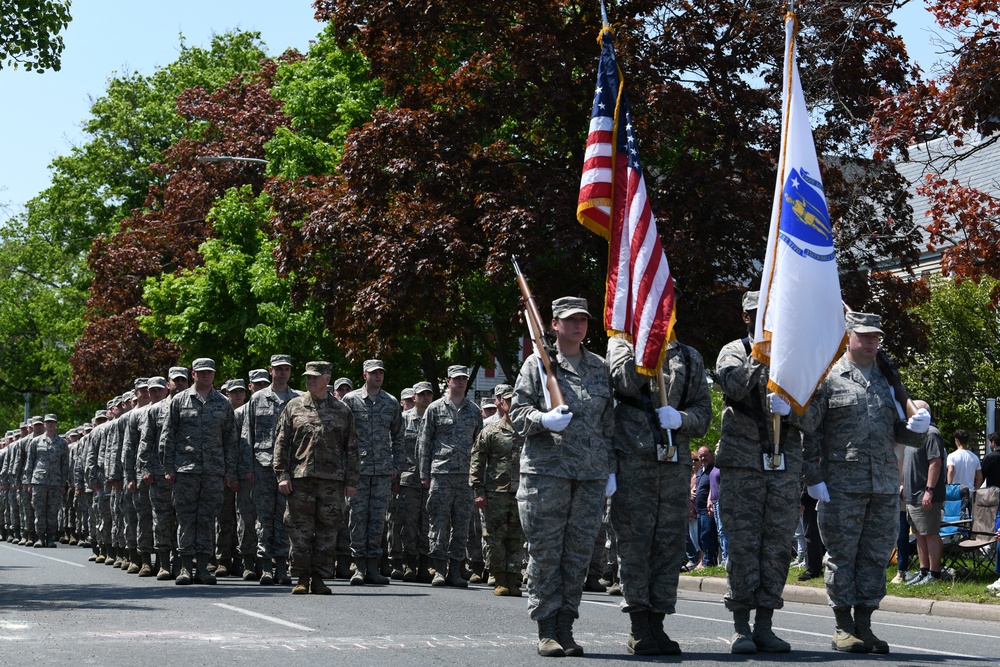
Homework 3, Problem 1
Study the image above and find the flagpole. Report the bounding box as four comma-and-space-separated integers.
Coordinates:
600, 0, 609, 27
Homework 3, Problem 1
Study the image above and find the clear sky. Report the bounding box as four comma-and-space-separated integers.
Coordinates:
0, 1, 946, 216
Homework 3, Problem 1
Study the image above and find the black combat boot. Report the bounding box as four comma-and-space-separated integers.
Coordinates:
853, 606, 889, 654
648, 612, 681, 655
274, 556, 291, 585
195, 553, 217, 584
557, 610, 584, 656
445, 559, 468, 588
365, 557, 390, 584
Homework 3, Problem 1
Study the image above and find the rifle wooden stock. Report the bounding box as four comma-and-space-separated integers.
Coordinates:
513, 257, 566, 409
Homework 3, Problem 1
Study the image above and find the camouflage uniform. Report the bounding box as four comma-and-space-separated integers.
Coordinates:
273, 391, 360, 578
231, 402, 257, 562
125, 403, 157, 556
716, 336, 804, 613
802, 355, 923, 609
341, 386, 402, 559
396, 406, 430, 561
11, 433, 36, 540
160, 386, 238, 556
85, 421, 113, 549
26, 430, 69, 544
511, 344, 615, 622
418, 393, 484, 564
609, 337, 712, 614
138, 401, 176, 552
469, 418, 524, 576
243, 385, 300, 560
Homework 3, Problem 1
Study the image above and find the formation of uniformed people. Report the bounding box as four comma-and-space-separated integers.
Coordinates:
0, 295, 935, 658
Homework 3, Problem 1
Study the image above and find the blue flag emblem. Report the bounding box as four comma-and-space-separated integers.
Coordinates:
780, 167, 832, 253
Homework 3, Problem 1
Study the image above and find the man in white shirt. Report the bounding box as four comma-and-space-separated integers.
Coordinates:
947, 429, 983, 490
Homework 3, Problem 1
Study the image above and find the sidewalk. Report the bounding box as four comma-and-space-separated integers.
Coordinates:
677, 575, 1000, 622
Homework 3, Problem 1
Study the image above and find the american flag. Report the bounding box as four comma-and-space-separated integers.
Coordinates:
577, 27, 676, 376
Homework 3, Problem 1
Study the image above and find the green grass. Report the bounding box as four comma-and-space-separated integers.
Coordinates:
682, 561, 1000, 605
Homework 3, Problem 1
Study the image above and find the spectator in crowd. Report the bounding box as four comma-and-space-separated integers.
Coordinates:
901, 401, 946, 585
947, 429, 982, 490
981, 432, 1000, 488
693, 446, 717, 568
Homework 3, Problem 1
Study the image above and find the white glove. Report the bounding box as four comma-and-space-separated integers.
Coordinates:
605, 473, 617, 498
807, 482, 830, 503
768, 392, 791, 416
906, 408, 931, 434
657, 405, 682, 430
540, 405, 573, 433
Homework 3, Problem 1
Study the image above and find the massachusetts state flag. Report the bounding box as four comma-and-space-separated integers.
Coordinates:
752, 12, 847, 414
577, 27, 675, 376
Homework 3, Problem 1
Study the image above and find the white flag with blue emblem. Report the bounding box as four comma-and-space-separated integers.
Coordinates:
752, 11, 847, 415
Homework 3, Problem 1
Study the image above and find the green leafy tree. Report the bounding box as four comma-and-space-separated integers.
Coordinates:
1, 0, 72, 72
139, 186, 341, 381
900, 275, 1000, 438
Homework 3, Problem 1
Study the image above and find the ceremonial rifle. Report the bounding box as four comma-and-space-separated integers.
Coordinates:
512, 257, 566, 410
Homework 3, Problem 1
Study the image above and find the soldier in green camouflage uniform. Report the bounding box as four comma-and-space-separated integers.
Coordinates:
419, 365, 484, 588
342, 359, 402, 585
274, 361, 360, 595
160, 358, 238, 585
25, 414, 69, 548
128, 377, 168, 576
470, 386, 524, 597
802, 312, 928, 654
609, 333, 712, 656
511, 297, 615, 658
715, 291, 809, 654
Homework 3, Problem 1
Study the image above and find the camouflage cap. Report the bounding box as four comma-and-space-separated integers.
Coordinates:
447, 365, 470, 378
106, 397, 117, 409
94, 410, 108, 421
363, 359, 386, 373
123, 390, 135, 401
147, 376, 167, 390
480, 398, 497, 410
551, 296, 592, 319
412, 381, 433, 394
134, 377, 149, 390
845, 311, 884, 335
219, 381, 231, 393
400, 388, 415, 400
18, 422, 27, 428
302, 361, 333, 377
499, 386, 514, 400
30, 415, 43, 425
169, 366, 190, 380
248, 369, 270, 384
270, 354, 292, 367
492, 383, 512, 397
227, 379, 247, 392
43, 413, 57, 422
334, 377, 353, 391
742, 290, 759, 312
192, 357, 216, 372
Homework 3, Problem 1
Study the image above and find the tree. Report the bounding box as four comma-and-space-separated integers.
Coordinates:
72, 57, 294, 398
872, 1, 1000, 283
1, 0, 72, 72
278, 0, 921, 378
138, 186, 342, 380
0, 216, 88, 425
899, 275, 1000, 439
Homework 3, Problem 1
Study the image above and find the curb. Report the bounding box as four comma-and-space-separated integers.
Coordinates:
677, 576, 1000, 619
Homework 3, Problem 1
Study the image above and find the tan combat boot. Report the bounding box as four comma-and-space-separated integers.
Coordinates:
853, 606, 889, 654
537, 616, 565, 657
831, 606, 867, 653
752, 607, 790, 652
492, 571, 510, 596
292, 574, 309, 595
626, 611, 658, 656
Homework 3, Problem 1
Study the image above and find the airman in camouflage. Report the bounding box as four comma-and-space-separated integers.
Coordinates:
341, 359, 402, 585
19, 417, 45, 545
419, 365, 484, 588
511, 297, 615, 657
609, 333, 712, 656
394, 382, 433, 582
25, 414, 69, 548
274, 361, 360, 594
802, 312, 928, 653
715, 290, 806, 653
243, 355, 300, 585
128, 376, 168, 576
160, 358, 238, 585
470, 386, 524, 597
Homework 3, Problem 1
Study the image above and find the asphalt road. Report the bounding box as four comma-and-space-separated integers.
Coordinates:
2, 542, 998, 666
